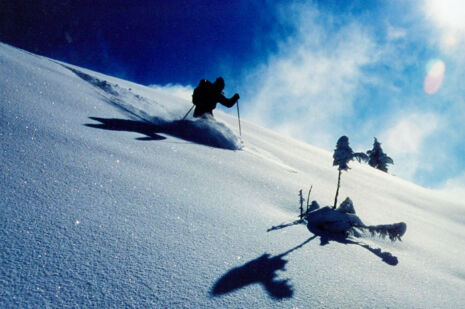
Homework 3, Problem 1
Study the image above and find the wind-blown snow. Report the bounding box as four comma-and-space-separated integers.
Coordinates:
1, 43, 465, 308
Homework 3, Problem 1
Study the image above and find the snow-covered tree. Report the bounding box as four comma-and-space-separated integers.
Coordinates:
332, 136, 367, 208
367, 138, 393, 172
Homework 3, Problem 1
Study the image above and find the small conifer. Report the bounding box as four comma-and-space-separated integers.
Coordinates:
367, 138, 393, 172
332, 136, 367, 208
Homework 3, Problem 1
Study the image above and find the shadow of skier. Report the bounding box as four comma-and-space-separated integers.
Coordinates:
86, 117, 166, 141
85, 116, 241, 150
211, 236, 316, 300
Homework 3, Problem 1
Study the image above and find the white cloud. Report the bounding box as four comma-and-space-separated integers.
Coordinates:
386, 24, 407, 41
439, 172, 465, 199
382, 113, 439, 155
241, 4, 379, 149
149, 84, 193, 101
379, 112, 440, 181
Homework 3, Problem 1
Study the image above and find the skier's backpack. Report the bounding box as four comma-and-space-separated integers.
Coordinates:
192, 79, 209, 106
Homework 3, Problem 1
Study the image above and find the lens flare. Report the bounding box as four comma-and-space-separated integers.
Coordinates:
424, 59, 446, 95
443, 33, 457, 47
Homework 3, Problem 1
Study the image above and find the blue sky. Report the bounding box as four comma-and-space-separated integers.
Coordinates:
1, 0, 464, 194
241, 0, 465, 195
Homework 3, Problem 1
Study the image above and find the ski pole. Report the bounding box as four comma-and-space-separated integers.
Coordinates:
236, 100, 242, 136
182, 105, 195, 120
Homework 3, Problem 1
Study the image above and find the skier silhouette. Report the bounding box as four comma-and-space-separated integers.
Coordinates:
192, 77, 240, 118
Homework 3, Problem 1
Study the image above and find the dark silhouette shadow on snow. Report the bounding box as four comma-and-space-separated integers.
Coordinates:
211, 236, 316, 300
85, 117, 241, 150
306, 223, 399, 266
86, 117, 166, 141
266, 218, 399, 266
267, 219, 303, 232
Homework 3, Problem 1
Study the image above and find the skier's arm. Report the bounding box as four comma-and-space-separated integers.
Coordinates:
217, 93, 240, 108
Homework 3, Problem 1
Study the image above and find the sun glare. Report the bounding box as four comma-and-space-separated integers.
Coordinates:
426, 0, 465, 30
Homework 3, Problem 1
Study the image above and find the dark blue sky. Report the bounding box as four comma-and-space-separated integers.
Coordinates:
0, 1, 394, 86
0, 1, 282, 85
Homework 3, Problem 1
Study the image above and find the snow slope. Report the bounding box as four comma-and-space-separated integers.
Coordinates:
1, 43, 464, 308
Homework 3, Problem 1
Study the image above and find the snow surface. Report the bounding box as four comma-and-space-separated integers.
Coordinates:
1, 43, 465, 308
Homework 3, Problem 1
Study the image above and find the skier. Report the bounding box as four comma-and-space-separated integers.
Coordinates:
192, 77, 240, 118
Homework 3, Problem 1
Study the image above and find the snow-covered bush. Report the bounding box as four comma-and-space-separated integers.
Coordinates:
367, 223, 407, 241
335, 197, 355, 214
305, 198, 406, 241
306, 205, 364, 234
308, 200, 320, 213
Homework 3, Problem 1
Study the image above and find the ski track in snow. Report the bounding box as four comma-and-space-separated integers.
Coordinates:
243, 145, 298, 173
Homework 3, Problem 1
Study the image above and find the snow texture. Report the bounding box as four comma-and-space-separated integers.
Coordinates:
1, 43, 465, 308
